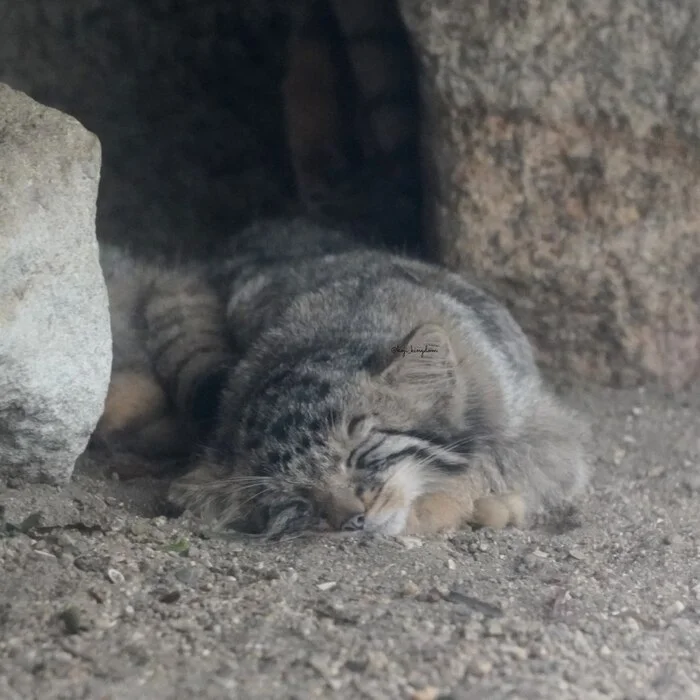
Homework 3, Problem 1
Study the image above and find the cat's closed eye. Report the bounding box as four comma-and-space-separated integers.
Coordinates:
347, 414, 375, 440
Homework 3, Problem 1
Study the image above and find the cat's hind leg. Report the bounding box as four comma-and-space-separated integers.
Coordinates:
92, 370, 189, 477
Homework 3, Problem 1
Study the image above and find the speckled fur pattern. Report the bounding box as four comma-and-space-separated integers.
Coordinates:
98, 219, 590, 537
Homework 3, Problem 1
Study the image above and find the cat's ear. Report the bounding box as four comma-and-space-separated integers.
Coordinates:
376, 323, 458, 395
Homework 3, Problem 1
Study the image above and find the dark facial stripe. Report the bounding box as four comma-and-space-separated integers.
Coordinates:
380, 422, 492, 457
361, 430, 473, 475
363, 445, 422, 471
348, 435, 386, 467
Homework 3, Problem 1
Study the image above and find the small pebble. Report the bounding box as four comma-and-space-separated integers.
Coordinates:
599, 645, 612, 658
419, 587, 443, 603
175, 566, 200, 586
665, 601, 685, 618
129, 520, 149, 537
467, 658, 492, 677
345, 657, 369, 673
631, 406, 642, 416
411, 687, 440, 700
401, 580, 420, 597
57, 607, 83, 635
158, 590, 181, 604
568, 548, 586, 560
317, 581, 337, 592
506, 646, 529, 661
55, 533, 78, 552
662, 533, 682, 546
612, 448, 626, 466
396, 536, 422, 550
447, 558, 456, 570
563, 669, 579, 683
623, 616, 640, 632
484, 619, 504, 637
33, 549, 57, 560
530, 644, 548, 659
88, 588, 106, 604
106, 568, 125, 584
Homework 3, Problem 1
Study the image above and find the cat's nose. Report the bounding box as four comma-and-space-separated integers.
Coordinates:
341, 512, 365, 531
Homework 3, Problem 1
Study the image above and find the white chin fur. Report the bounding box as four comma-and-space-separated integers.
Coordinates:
365, 508, 409, 535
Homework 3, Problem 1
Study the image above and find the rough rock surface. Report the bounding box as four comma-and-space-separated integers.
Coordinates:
400, 0, 700, 389
0, 84, 111, 485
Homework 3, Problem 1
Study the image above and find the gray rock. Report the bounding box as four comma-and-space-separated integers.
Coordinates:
0, 83, 111, 485
400, 0, 700, 389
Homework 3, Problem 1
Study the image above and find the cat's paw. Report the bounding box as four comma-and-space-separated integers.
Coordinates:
95, 371, 168, 437
471, 492, 525, 529
91, 370, 189, 478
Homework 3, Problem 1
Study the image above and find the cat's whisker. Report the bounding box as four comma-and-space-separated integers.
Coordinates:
235, 485, 279, 510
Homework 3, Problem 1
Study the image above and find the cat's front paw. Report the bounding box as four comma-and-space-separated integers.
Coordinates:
471, 492, 525, 529
404, 490, 526, 536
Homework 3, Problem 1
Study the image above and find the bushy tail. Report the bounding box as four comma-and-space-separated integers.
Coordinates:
497, 392, 591, 522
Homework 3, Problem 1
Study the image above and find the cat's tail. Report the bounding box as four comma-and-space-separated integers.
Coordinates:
139, 266, 234, 435
94, 249, 234, 467
496, 391, 592, 523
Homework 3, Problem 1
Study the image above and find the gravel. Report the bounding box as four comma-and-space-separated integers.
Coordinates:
1, 380, 699, 699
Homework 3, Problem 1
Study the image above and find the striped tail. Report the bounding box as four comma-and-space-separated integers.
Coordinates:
141, 268, 233, 436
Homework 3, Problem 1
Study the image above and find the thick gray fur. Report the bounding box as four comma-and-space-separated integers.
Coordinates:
101, 218, 590, 536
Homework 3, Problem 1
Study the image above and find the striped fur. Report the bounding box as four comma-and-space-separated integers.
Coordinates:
95, 218, 591, 536
94, 246, 234, 475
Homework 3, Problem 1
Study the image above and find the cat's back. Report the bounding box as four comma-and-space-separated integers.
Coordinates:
219, 219, 537, 386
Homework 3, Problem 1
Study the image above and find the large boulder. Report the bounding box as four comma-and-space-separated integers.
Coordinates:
400, 0, 700, 389
0, 84, 111, 485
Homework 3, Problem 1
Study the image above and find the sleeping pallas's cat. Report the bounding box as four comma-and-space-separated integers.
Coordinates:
96, 219, 589, 537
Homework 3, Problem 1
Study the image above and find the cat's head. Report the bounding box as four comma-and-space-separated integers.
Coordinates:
171, 324, 491, 537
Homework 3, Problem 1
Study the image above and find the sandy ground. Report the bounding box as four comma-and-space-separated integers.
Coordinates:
1, 379, 699, 700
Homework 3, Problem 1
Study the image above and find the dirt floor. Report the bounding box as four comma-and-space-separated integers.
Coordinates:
1, 379, 699, 700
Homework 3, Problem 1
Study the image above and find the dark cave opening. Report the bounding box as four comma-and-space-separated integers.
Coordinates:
0, 0, 424, 257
